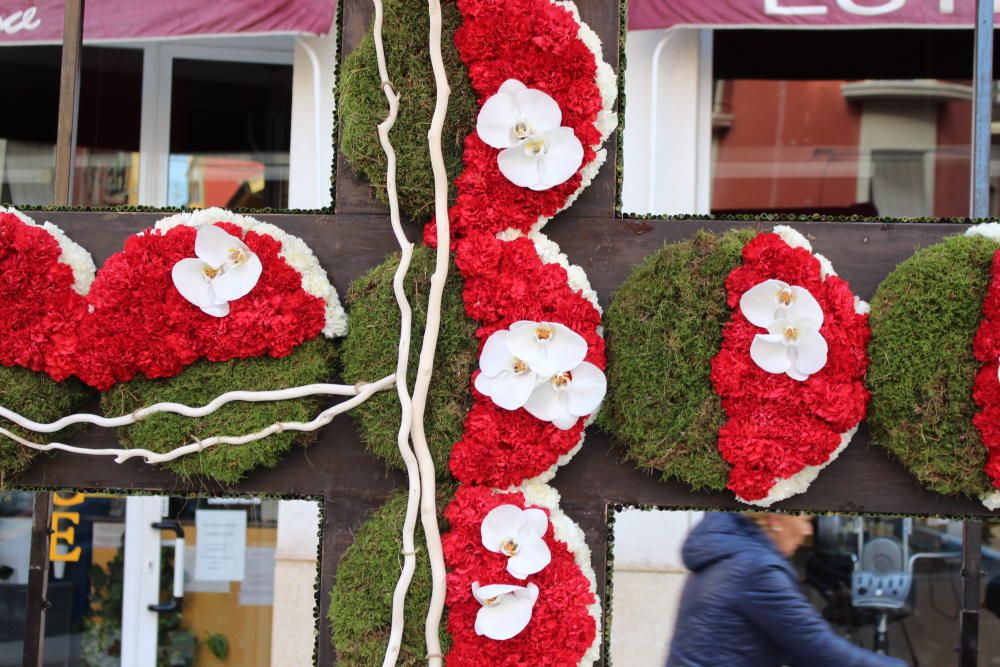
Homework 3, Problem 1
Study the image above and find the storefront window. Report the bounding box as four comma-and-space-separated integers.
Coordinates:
168, 58, 292, 209
0, 46, 142, 207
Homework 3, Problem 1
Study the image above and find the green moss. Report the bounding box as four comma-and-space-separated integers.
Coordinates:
0, 367, 92, 483
599, 228, 756, 491
867, 234, 996, 498
102, 337, 337, 485
343, 246, 477, 476
329, 487, 452, 666
338, 0, 477, 220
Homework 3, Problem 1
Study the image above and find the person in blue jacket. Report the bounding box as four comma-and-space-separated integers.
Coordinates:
667, 512, 906, 667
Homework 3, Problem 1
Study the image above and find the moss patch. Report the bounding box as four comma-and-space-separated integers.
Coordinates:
599, 229, 757, 491
102, 337, 336, 485
329, 487, 451, 666
867, 234, 996, 498
343, 246, 477, 477
338, 0, 477, 220
0, 367, 92, 483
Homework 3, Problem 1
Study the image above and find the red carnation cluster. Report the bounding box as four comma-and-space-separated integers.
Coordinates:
0, 215, 328, 392
75, 222, 327, 390
433, 0, 608, 661
0, 212, 89, 381
450, 234, 604, 487
972, 249, 1000, 490
442, 486, 597, 666
709, 233, 871, 502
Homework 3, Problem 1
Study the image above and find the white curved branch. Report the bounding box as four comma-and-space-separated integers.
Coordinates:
369, 0, 422, 665
0, 375, 395, 464
416, 1, 451, 663
0, 383, 372, 434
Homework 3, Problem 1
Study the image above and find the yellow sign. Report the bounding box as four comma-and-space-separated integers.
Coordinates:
49, 492, 86, 562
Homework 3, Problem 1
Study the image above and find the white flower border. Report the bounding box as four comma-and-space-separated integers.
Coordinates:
155, 208, 348, 338
501, 480, 602, 667
1, 206, 96, 296
740, 226, 869, 507
530, 0, 617, 233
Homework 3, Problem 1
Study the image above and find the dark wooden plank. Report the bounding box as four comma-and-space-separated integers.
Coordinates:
53, 0, 84, 206
22, 493, 52, 667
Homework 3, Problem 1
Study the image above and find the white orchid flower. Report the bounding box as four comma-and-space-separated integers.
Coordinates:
481, 504, 551, 579
472, 581, 539, 641
476, 79, 584, 191
749, 317, 828, 381
740, 279, 828, 381
523, 361, 607, 430
171, 225, 263, 317
474, 329, 542, 410
740, 279, 824, 328
505, 320, 588, 378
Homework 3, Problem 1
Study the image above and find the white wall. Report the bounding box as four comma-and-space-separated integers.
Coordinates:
289, 20, 338, 209
270, 500, 322, 667
610, 509, 702, 666
621, 29, 713, 215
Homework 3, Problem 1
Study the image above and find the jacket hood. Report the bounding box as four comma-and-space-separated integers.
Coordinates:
682, 512, 777, 572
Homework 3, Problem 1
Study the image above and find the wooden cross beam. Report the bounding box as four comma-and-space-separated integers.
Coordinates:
12, 1, 996, 665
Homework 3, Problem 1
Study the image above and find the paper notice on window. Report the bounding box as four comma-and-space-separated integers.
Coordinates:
194, 509, 247, 582
183, 546, 229, 593
238, 547, 276, 606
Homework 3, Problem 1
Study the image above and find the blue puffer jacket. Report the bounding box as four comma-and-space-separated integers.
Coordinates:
666, 513, 906, 667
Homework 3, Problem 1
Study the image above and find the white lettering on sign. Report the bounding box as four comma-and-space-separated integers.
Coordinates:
0, 7, 41, 35
836, 0, 906, 15
765, 0, 828, 15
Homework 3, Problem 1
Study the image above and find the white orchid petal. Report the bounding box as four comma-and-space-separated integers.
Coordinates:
795, 316, 822, 333
498, 145, 542, 189
518, 508, 549, 541
514, 88, 562, 135
550, 411, 580, 430
200, 302, 230, 318
508, 321, 535, 332
479, 330, 514, 377
477, 90, 520, 149
481, 505, 527, 553
523, 381, 566, 423
531, 127, 584, 191
194, 224, 239, 267
786, 286, 824, 326
786, 366, 809, 381
750, 335, 793, 375
497, 79, 527, 96
506, 321, 587, 377
793, 327, 828, 376
475, 370, 538, 411
171, 258, 219, 309
507, 540, 552, 579
211, 253, 262, 302
565, 362, 607, 416
472, 582, 523, 604
473, 583, 539, 641
740, 279, 788, 328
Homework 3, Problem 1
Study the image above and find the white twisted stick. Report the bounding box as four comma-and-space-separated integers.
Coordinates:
0, 374, 395, 464
368, 0, 423, 665
416, 0, 451, 663
0, 383, 370, 433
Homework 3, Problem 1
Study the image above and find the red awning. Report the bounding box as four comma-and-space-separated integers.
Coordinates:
629, 0, 995, 32
0, 1, 336, 44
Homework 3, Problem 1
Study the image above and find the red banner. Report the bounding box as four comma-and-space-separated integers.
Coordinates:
0, 1, 336, 44
630, 0, 997, 31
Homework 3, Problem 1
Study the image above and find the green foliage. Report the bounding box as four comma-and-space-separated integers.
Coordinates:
102, 337, 337, 484
84, 545, 201, 667
338, 0, 477, 220
867, 234, 995, 497
329, 488, 451, 665
205, 633, 230, 660
599, 228, 756, 491
343, 245, 477, 476
0, 367, 91, 483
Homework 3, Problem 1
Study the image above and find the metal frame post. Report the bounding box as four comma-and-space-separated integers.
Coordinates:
960, 521, 984, 667
971, 0, 994, 219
